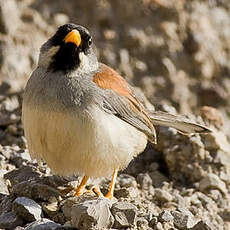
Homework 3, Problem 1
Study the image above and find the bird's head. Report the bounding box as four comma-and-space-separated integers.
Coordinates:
39, 23, 98, 73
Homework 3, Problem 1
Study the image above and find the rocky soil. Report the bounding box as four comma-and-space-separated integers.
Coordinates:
0, 0, 230, 229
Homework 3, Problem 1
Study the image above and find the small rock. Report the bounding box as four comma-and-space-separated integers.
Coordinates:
111, 201, 137, 228
12, 197, 43, 222
200, 106, 223, 127
136, 217, 149, 228
199, 173, 227, 194
12, 181, 34, 198
190, 220, 212, 230
149, 216, 158, 228
115, 187, 138, 199
171, 210, 196, 230
42, 197, 59, 216
159, 210, 174, 222
15, 227, 25, 230
203, 130, 230, 153
25, 218, 61, 230
0, 195, 14, 213
150, 171, 169, 187
118, 174, 137, 188
31, 184, 60, 201
61, 197, 79, 220
155, 222, 164, 230
0, 176, 9, 194
154, 188, 173, 203
136, 173, 152, 190
0, 111, 20, 126
42, 200, 59, 217
0, 211, 23, 229
4, 166, 41, 186
71, 198, 114, 229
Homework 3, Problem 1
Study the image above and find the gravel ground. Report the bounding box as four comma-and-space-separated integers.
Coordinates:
0, 0, 230, 229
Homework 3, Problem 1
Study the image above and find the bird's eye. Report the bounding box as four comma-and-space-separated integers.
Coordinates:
88, 38, 92, 46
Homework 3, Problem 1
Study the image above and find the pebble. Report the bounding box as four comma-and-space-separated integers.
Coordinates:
0, 176, 9, 195
171, 210, 196, 229
136, 173, 152, 190
118, 174, 137, 188
61, 197, 79, 220
136, 217, 149, 228
159, 210, 174, 222
42, 200, 59, 216
199, 173, 227, 194
149, 216, 158, 228
111, 201, 137, 228
154, 188, 173, 202
12, 197, 43, 222
71, 198, 114, 229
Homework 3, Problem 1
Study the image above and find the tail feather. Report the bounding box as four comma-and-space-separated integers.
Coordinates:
148, 111, 211, 134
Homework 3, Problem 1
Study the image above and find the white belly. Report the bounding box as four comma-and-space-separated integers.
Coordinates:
22, 104, 148, 177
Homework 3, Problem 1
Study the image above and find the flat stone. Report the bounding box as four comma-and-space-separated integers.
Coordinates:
25, 218, 61, 230
111, 201, 137, 228
0, 211, 23, 229
12, 197, 43, 222
199, 173, 227, 194
71, 198, 114, 229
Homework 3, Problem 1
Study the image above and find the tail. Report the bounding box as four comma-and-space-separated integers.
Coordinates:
148, 111, 211, 134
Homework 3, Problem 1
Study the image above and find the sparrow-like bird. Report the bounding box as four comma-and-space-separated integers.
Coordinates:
22, 23, 210, 199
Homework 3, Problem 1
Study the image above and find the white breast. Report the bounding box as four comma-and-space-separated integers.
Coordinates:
22, 104, 148, 177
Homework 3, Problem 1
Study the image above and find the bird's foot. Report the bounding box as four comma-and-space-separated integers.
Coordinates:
105, 192, 113, 200
74, 186, 103, 197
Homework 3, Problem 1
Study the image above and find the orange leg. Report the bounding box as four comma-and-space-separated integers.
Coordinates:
105, 169, 118, 199
74, 175, 88, 197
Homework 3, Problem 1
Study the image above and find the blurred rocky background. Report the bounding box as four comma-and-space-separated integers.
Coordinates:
0, 0, 230, 229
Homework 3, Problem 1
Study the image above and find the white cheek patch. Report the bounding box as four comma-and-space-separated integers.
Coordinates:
79, 52, 90, 70
78, 51, 99, 74
39, 46, 60, 67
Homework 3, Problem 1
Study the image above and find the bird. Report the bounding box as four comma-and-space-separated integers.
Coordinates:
22, 23, 211, 199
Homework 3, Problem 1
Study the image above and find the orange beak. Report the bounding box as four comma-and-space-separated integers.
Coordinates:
63, 29, 82, 47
